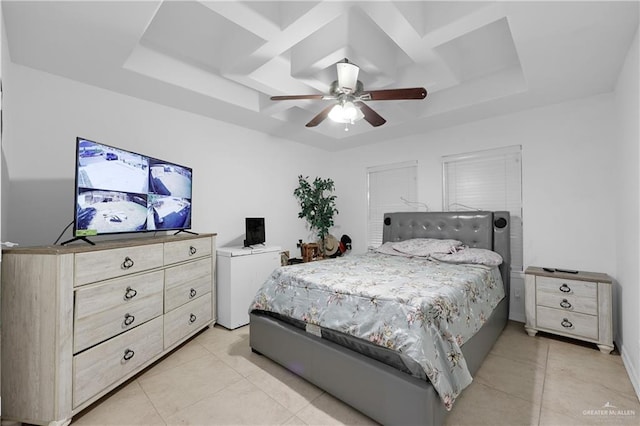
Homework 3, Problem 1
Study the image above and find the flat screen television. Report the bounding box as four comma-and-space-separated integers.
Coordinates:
72, 137, 192, 241
244, 217, 265, 247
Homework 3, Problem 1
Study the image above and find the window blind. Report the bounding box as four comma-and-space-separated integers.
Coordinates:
442, 146, 523, 271
367, 161, 418, 248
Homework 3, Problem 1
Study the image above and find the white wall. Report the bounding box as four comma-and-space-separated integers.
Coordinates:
614, 28, 640, 398
1, 62, 330, 257
330, 93, 617, 323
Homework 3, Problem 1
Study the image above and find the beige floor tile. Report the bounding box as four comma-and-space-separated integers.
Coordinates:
246, 361, 324, 413
547, 335, 624, 366
71, 381, 165, 426
546, 339, 636, 397
138, 354, 244, 419
491, 322, 549, 368
444, 381, 540, 426
541, 368, 640, 422
211, 333, 278, 377
474, 352, 546, 404
141, 338, 213, 379
193, 324, 245, 351
540, 403, 640, 426
295, 392, 378, 426
165, 378, 294, 425
230, 324, 251, 338
282, 415, 308, 425
67, 319, 640, 426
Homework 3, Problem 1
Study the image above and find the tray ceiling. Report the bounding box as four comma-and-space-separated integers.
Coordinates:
3, 1, 638, 151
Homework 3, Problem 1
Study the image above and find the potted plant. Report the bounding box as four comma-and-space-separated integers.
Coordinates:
293, 175, 339, 253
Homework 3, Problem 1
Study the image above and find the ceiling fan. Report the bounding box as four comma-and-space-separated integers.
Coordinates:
270, 59, 427, 129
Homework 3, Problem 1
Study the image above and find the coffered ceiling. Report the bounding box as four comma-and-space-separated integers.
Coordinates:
3, 1, 638, 150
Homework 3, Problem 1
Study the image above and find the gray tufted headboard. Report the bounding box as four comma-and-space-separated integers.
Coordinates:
382, 211, 511, 297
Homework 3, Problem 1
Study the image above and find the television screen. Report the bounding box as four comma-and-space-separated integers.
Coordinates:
244, 217, 265, 247
74, 137, 192, 237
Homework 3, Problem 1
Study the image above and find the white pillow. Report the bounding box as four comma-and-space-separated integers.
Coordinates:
430, 248, 503, 266
391, 238, 463, 257
373, 242, 414, 257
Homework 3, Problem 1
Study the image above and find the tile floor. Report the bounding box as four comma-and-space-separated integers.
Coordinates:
70, 321, 639, 426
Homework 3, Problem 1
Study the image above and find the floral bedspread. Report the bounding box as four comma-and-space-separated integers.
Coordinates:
249, 251, 505, 410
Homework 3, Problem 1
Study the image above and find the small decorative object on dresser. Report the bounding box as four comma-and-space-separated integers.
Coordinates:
524, 266, 614, 354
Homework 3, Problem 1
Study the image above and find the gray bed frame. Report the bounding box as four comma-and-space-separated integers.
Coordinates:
250, 211, 510, 425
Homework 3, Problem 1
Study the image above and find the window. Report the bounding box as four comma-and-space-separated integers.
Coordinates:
442, 146, 523, 271
367, 161, 418, 248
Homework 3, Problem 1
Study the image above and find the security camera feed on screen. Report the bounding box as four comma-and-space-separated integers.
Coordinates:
74, 138, 192, 236
148, 159, 193, 230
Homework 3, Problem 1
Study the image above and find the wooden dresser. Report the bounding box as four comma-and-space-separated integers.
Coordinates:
524, 266, 613, 354
1, 233, 216, 425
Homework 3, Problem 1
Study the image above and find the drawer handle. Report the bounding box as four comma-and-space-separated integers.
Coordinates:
124, 286, 138, 300
560, 299, 572, 309
123, 313, 135, 326
561, 318, 573, 329
559, 283, 571, 293
121, 256, 135, 269
189, 288, 197, 299
123, 349, 135, 361
189, 246, 197, 256
189, 313, 197, 324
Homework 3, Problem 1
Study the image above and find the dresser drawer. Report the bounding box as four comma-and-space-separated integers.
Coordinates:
165, 257, 212, 312
536, 276, 596, 298
73, 316, 163, 408
74, 271, 164, 353
164, 237, 212, 265
536, 292, 597, 315
74, 244, 164, 286
75, 270, 164, 319
536, 306, 598, 340
164, 293, 212, 349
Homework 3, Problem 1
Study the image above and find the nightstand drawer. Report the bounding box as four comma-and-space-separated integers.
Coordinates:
536, 276, 596, 298
536, 306, 598, 340
536, 292, 597, 315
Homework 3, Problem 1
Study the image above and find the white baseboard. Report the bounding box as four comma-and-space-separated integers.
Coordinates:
620, 343, 640, 402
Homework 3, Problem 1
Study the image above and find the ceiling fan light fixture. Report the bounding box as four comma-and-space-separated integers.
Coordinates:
329, 101, 363, 124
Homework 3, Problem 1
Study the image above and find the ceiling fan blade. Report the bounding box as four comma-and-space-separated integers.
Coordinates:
336, 61, 359, 93
271, 94, 328, 101
305, 104, 335, 127
360, 87, 427, 101
355, 101, 386, 127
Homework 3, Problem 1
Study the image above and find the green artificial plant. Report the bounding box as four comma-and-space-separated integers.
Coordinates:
293, 175, 339, 248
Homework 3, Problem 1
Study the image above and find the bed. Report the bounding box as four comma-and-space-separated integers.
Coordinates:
249, 211, 510, 425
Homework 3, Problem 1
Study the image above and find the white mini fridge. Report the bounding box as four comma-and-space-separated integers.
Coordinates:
216, 245, 281, 329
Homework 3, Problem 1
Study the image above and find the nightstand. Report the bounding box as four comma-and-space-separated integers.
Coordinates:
524, 266, 614, 354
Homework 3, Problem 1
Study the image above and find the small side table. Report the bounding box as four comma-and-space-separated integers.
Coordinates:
524, 266, 614, 354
